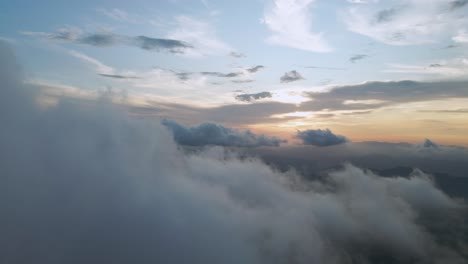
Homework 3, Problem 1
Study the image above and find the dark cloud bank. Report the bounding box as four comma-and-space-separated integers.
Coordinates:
1, 41, 468, 264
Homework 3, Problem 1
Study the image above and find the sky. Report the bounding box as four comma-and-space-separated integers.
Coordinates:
2, 1, 468, 263
1, 0, 468, 145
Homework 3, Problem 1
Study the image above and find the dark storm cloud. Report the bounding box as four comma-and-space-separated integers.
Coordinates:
162, 119, 286, 147
98, 73, 140, 79
235, 91, 272, 102
296, 129, 349, 146
300, 80, 468, 112
23, 29, 193, 53
349, 54, 368, 63
1, 41, 467, 264
280, 70, 304, 83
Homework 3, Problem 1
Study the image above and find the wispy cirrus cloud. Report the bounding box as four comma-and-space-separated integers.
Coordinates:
263, 0, 332, 52
68, 49, 114, 74
166, 16, 234, 57
343, 0, 468, 45
386, 57, 468, 78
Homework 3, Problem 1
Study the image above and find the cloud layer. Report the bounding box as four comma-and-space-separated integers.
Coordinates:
1, 42, 467, 264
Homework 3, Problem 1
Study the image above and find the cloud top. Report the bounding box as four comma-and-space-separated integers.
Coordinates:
162, 119, 286, 147
296, 128, 349, 146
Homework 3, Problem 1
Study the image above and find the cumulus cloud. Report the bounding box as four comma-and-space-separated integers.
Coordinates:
235, 91, 272, 102
296, 128, 349, 146
162, 119, 285, 147
1, 41, 467, 264
263, 0, 331, 52
344, 0, 468, 45
280, 70, 304, 83
23, 28, 192, 53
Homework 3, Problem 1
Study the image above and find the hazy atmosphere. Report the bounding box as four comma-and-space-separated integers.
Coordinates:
1, 0, 468, 263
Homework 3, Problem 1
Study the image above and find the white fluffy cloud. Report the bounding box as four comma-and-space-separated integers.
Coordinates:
263, 0, 332, 52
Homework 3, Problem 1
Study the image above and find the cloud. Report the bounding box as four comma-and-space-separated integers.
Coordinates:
162, 119, 286, 147
422, 138, 439, 149
201, 71, 243, 78
0, 41, 466, 264
98, 8, 137, 23
23, 28, 192, 53
201, 65, 264, 78
385, 58, 468, 78
280, 70, 304, 83
296, 128, 349, 146
68, 50, 114, 74
78, 33, 119, 46
235, 91, 272, 102
232, 79, 254, 84
349, 54, 368, 63
166, 16, 232, 56
98, 73, 140, 79
246, 65, 265, 73
133, 35, 192, 53
453, 30, 468, 43
343, 0, 468, 45
229, 51, 246, 58
263, 0, 332, 52
450, 0, 468, 10
300, 80, 468, 112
